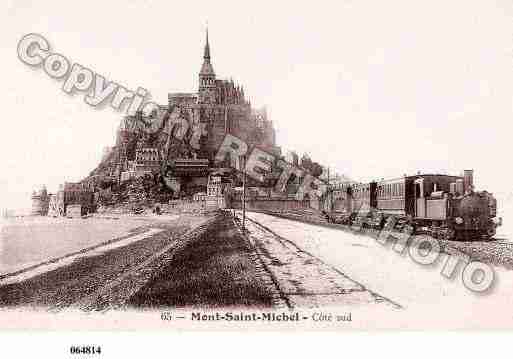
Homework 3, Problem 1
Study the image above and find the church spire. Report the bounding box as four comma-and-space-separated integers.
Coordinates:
199, 27, 215, 76
199, 26, 216, 104
204, 28, 210, 60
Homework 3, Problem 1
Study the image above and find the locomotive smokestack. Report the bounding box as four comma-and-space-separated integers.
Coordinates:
463, 169, 474, 194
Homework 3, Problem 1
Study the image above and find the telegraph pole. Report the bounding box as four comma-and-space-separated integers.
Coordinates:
242, 155, 246, 230
327, 166, 332, 211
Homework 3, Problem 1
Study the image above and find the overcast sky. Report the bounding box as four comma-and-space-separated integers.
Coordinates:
2, 0, 513, 210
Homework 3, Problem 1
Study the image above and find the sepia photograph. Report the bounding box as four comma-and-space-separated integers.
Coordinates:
2, 0, 513, 354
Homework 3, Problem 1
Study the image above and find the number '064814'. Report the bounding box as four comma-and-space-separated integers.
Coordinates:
70, 346, 102, 355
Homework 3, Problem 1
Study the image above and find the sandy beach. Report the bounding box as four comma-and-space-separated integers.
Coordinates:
0, 214, 178, 276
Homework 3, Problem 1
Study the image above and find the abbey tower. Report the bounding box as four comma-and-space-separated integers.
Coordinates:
82, 29, 281, 199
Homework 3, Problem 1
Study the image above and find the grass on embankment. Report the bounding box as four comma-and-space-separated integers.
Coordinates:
128, 214, 274, 309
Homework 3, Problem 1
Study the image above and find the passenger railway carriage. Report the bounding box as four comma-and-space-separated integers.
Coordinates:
375, 173, 461, 218
331, 170, 501, 241
351, 182, 376, 213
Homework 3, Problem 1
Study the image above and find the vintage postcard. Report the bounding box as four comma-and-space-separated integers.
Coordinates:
2, 0, 513, 339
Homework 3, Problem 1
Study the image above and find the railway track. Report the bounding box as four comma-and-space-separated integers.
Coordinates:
233, 212, 402, 309
242, 210, 513, 270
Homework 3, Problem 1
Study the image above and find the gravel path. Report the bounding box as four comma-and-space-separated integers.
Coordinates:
241, 211, 513, 328
251, 209, 513, 270
237, 214, 401, 309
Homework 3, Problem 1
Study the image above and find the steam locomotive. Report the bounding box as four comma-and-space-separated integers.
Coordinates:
329, 170, 502, 241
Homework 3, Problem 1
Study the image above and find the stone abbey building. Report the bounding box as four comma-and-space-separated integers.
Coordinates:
89, 29, 281, 197
31, 30, 337, 215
